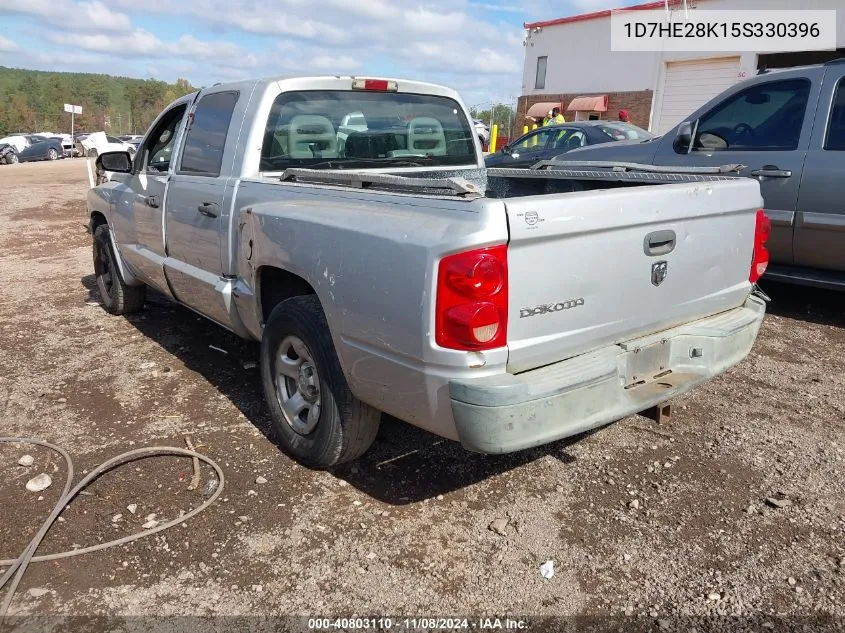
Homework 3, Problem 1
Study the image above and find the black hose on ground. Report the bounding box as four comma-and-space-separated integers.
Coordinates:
0, 437, 225, 619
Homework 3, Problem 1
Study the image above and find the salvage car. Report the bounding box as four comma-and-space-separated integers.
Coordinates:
555, 60, 845, 290
0, 135, 28, 153
86, 75, 769, 468
80, 132, 136, 158
485, 121, 653, 168
0, 143, 18, 164
18, 136, 65, 162
474, 119, 491, 145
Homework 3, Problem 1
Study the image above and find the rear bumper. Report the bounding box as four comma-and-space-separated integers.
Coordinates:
449, 295, 766, 454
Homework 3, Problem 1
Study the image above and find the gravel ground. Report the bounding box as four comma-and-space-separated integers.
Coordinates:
0, 159, 843, 631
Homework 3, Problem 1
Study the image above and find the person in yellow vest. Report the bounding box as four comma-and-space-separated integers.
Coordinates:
544, 107, 566, 126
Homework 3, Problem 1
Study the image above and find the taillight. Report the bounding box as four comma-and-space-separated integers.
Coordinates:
749, 209, 771, 284
436, 245, 508, 350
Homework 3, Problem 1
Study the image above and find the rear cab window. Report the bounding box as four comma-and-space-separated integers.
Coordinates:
179, 91, 240, 177
824, 77, 845, 150
259, 90, 476, 171
597, 122, 653, 141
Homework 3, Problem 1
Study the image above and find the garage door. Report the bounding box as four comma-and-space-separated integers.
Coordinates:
655, 57, 740, 134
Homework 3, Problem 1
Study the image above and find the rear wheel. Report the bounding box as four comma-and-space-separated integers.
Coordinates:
261, 296, 380, 468
92, 224, 146, 314
47, 148, 58, 160
87, 148, 98, 159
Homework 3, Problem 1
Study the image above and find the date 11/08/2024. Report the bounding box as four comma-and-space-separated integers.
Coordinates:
307, 617, 529, 630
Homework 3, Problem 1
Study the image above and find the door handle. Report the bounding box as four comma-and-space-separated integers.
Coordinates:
750, 165, 792, 178
197, 202, 219, 218
146, 195, 159, 208
644, 230, 676, 256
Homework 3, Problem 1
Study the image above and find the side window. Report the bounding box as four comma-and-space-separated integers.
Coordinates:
552, 128, 573, 149
106, 135, 122, 143
141, 104, 187, 173
179, 91, 239, 177
515, 128, 554, 151
824, 78, 845, 151
693, 79, 810, 152
535, 56, 548, 90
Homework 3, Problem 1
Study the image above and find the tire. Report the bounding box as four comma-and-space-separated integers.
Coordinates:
92, 224, 146, 314
87, 148, 98, 158
48, 148, 58, 160
261, 295, 380, 468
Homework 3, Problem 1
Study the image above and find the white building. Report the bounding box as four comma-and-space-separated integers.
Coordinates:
519, 0, 845, 133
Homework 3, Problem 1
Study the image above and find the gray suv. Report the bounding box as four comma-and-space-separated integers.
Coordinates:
557, 60, 845, 290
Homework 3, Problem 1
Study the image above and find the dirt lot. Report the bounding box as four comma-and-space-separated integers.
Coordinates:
1, 159, 844, 629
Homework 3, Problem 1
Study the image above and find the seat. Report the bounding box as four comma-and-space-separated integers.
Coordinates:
564, 134, 585, 151
407, 117, 446, 156
287, 115, 338, 159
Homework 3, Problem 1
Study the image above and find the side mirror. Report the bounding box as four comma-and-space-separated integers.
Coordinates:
501, 145, 511, 154
673, 119, 699, 155
97, 151, 133, 173
673, 121, 692, 153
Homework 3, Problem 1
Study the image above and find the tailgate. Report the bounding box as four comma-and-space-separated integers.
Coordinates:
505, 178, 762, 373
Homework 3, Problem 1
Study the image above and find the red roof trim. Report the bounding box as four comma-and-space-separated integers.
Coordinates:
524, 0, 698, 29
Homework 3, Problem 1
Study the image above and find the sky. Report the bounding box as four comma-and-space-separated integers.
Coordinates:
0, 0, 614, 108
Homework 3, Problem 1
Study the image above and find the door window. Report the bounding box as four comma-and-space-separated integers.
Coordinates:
179, 91, 239, 177
692, 79, 810, 152
552, 129, 586, 151
513, 128, 554, 151
141, 104, 187, 173
824, 77, 845, 150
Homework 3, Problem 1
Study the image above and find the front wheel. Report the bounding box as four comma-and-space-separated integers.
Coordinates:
92, 224, 146, 314
87, 148, 98, 158
260, 296, 380, 468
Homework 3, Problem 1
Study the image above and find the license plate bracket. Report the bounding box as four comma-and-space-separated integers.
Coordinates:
624, 339, 671, 389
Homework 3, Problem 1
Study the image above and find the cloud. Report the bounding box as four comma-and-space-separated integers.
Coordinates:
48, 29, 254, 64
5, 0, 530, 104
471, 2, 526, 12
0, 0, 131, 31
0, 35, 18, 52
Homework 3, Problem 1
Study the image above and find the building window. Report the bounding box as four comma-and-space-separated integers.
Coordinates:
535, 56, 547, 90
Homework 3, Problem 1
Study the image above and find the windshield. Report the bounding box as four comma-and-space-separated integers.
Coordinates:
596, 122, 654, 141
260, 90, 476, 171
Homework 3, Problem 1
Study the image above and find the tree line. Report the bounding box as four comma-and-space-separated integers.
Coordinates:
0, 67, 196, 137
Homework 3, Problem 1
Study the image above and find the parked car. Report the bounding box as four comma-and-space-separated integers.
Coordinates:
0, 135, 28, 153
18, 136, 65, 162
556, 60, 845, 290
80, 132, 136, 158
0, 143, 18, 164
87, 75, 767, 468
474, 119, 490, 145
485, 121, 654, 168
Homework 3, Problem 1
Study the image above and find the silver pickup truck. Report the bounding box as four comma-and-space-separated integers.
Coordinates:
87, 76, 769, 468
